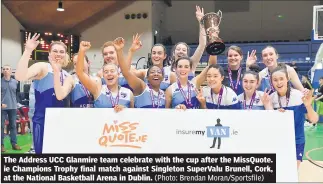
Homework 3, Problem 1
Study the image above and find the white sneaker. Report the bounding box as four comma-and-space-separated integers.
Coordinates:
304, 120, 311, 127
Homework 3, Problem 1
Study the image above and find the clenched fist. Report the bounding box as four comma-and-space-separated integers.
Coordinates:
79, 41, 91, 52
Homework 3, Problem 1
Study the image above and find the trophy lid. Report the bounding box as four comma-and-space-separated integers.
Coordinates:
200, 12, 222, 26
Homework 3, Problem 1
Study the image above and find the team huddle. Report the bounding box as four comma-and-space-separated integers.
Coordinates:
14, 6, 318, 169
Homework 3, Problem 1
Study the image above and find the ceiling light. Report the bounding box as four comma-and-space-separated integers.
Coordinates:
57, 1, 64, 12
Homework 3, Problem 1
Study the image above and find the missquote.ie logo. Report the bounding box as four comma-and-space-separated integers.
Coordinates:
98, 120, 148, 149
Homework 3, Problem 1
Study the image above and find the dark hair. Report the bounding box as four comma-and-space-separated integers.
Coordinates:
146, 65, 164, 77
262, 45, 279, 58
320, 77, 323, 80
249, 63, 261, 73
242, 64, 260, 81
174, 56, 193, 69
271, 63, 290, 98
243, 71, 259, 81
207, 64, 225, 77
169, 42, 191, 71
271, 63, 288, 80
147, 44, 167, 68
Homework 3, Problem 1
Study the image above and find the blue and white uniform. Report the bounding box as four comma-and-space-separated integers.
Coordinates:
188, 72, 195, 81
202, 85, 239, 109
101, 68, 132, 90
33, 64, 69, 154
270, 88, 307, 161
70, 75, 94, 108
134, 86, 165, 108
237, 91, 265, 110
259, 68, 275, 93
259, 66, 294, 93
94, 85, 131, 108
144, 66, 172, 91
170, 81, 199, 109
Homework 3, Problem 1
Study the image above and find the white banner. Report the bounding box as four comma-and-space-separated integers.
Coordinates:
43, 108, 298, 182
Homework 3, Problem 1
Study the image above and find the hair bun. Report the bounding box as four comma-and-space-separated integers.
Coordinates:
249, 64, 261, 73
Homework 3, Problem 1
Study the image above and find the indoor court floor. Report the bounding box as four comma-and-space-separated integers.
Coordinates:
2, 123, 323, 182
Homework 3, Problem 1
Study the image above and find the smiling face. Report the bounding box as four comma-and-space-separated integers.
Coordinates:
271, 71, 288, 94
151, 45, 167, 67
175, 58, 191, 79
262, 47, 278, 68
49, 43, 67, 66
227, 48, 242, 68
174, 43, 188, 60
147, 66, 164, 87
206, 67, 224, 88
242, 73, 258, 94
102, 44, 118, 65
103, 64, 119, 86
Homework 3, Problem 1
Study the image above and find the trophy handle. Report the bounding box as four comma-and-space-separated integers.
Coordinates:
217, 10, 222, 25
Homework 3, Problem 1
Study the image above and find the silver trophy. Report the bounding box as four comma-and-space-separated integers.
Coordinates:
200, 11, 225, 55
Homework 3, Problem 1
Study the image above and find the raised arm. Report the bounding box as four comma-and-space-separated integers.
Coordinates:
15, 33, 45, 81
303, 90, 319, 124
114, 35, 146, 96
192, 54, 217, 88
208, 55, 217, 65
192, 66, 209, 89
191, 6, 207, 72
76, 41, 100, 98
50, 56, 74, 100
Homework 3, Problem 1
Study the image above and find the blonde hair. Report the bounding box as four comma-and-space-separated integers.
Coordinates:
101, 41, 116, 55
49, 41, 70, 67
226, 45, 243, 56
102, 63, 119, 72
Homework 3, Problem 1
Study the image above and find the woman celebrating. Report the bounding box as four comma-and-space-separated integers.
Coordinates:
269, 63, 318, 168
76, 41, 134, 110
197, 64, 240, 109
115, 36, 166, 108
237, 69, 267, 110
15, 33, 70, 154
222, 45, 245, 95
51, 53, 94, 108
133, 43, 176, 91
168, 6, 207, 80
165, 57, 209, 109
247, 46, 306, 94
97, 39, 134, 90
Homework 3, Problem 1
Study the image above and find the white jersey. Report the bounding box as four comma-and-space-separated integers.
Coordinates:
237, 91, 265, 110
202, 85, 239, 109
270, 88, 307, 144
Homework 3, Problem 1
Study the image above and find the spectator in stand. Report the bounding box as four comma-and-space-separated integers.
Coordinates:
1, 65, 21, 152
290, 61, 298, 74
301, 75, 312, 90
